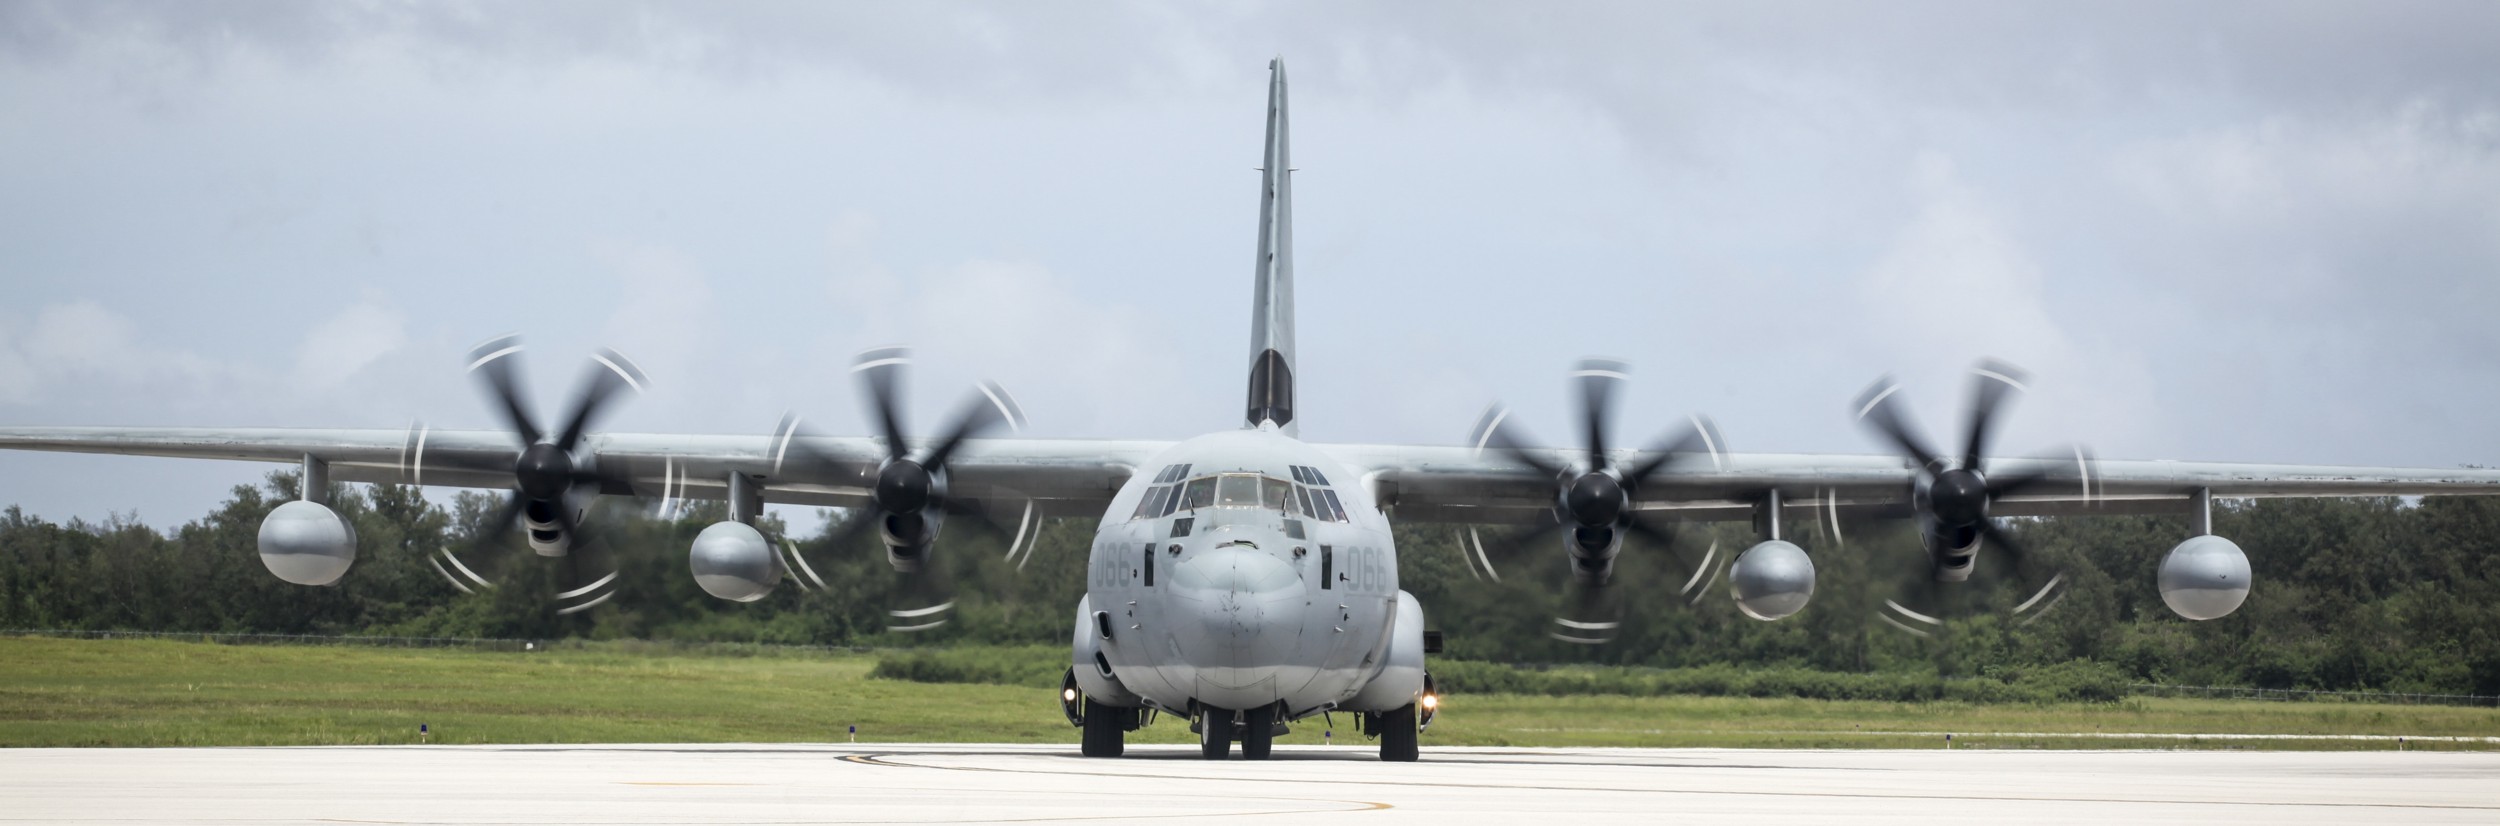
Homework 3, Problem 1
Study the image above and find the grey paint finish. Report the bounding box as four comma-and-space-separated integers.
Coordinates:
1729, 539, 1816, 621
2159, 534, 2253, 621
687, 520, 776, 603
1245, 58, 1296, 436
256, 499, 356, 586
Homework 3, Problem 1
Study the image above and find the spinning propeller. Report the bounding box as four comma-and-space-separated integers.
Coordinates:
1466, 359, 1726, 644
774, 347, 1030, 632
428, 335, 645, 614
1851, 359, 2092, 634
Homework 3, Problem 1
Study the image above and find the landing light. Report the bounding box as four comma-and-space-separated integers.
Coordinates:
1062, 688, 1078, 703
1421, 694, 1439, 710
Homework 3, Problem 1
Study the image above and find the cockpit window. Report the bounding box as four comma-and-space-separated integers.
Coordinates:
1319, 489, 1350, 522
1179, 477, 1217, 511
1263, 477, 1294, 512
1217, 474, 1264, 507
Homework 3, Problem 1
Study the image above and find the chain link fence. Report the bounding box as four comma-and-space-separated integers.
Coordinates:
2128, 682, 2498, 707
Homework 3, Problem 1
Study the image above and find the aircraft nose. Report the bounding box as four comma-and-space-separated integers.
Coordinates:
1171, 544, 1303, 692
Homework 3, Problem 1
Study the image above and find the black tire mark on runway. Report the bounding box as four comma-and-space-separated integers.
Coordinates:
843, 751, 2500, 813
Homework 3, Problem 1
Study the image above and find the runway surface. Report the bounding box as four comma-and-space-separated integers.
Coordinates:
3, 742, 2495, 824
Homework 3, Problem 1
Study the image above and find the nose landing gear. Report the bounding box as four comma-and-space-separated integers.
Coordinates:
1240, 706, 1276, 760
1198, 708, 1232, 759
1193, 705, 1284, 760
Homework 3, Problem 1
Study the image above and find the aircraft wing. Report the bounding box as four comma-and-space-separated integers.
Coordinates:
1324, 443, 2500, 525
8, 426, 2499, 525
0, 426, 1163, 518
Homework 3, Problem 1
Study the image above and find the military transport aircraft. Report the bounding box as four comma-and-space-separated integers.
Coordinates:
5, 59, 2498, 762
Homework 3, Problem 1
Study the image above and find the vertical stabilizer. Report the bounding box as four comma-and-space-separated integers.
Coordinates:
1246, 58, 1297, 435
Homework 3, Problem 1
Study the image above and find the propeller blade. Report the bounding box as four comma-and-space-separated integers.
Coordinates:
477, 490, 528, 553
1620, 512, 1690, 583
771, 410, 877, 484
1572, 358, 1628, 471
1627, 414, 1724, 486
1976, 519, 2070, 621
1987, 446, 2098, 500
938, 494, 1013, 537
437, 491, 527, 594
1975, 519, 2029, 578
1471, 406, 1567, 480
466, 335, 542, 447
823, 505, 883, 553
553, 532, 621, 615
553, 348, 647, 452
1550, 579, 1620, 645
1961, 360, 2029, 472
886, 544, 957, 633
1853, 375, 1944, 473
921, 380, 1025, 471
854, 347, 914, 463
1472, 519, 1565, 577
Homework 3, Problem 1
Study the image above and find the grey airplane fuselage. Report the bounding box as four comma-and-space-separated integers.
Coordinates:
1079, 427, 1406, 717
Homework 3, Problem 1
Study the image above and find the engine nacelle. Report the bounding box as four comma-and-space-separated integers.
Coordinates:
1920, 524, 1983, 582
689, 520, 779, 602
521, 499, 569, 556
1565, 526, 1623, 585
881, 511, 943, 573
258, 500, 357, 586
1730, 539, 1816, 621
2160, 534, 2251, 620
1070, 594, 1142, 706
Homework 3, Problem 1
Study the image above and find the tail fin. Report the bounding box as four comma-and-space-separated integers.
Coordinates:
1245, 57, 1297, 435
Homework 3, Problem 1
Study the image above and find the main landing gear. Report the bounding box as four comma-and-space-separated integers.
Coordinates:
1065, 671, 1140, 758
1366, 704, 1419, 762
1080, 698, 1129, 757
1198, 708, 1231, 759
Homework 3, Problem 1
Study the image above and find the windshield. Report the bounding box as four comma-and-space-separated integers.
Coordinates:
1175, 473, 1303, 512
1217, 474, 1264, 507
1179, 477, 1216, 510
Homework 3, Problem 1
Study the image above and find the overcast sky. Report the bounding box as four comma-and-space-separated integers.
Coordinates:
3, 1, 2497, 532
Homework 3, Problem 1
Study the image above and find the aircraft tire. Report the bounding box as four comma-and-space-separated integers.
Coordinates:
1378, 704, 1419, 762
1199, 708, 1232, 760
1240, 706, 1276, 760
1080, 698, 1125, 758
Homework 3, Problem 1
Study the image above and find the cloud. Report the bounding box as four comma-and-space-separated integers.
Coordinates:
816, 212, 1189, 437
291, 297, 407, 390
2112, 99, 2500, 334
0, 301, 240, 404
6, 1, 2500, 531
0, 322, 33, 405
1855, 154, 2157, 449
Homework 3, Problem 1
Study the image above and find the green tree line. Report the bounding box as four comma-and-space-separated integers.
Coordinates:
4, 472, 2495, 695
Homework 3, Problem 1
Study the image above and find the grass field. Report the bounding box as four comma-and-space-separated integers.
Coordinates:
3, 636, 2495, 750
